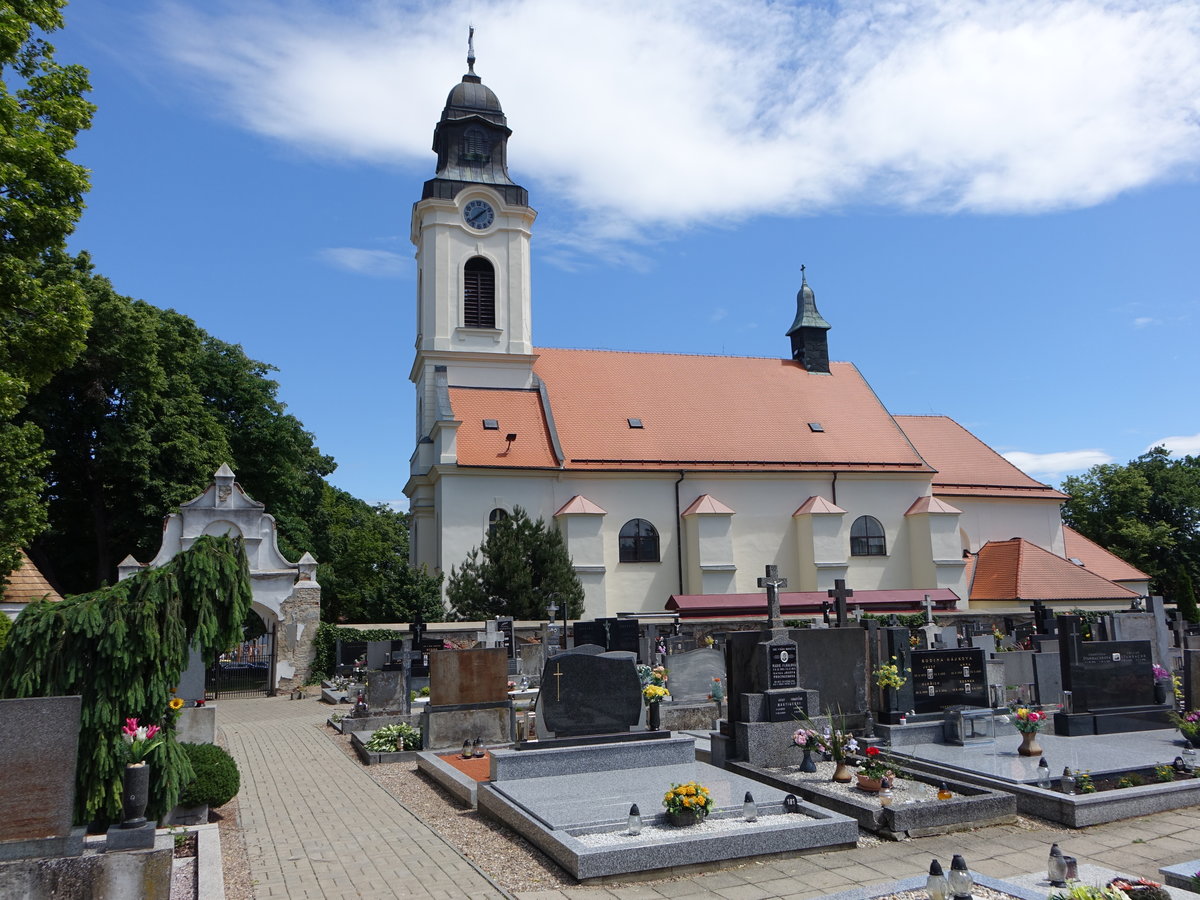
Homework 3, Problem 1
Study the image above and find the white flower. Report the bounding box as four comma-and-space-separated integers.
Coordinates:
996, 715, 1010, 725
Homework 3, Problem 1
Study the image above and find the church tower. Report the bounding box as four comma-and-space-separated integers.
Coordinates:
786, 267, 831, 373
410, 34, 537, 439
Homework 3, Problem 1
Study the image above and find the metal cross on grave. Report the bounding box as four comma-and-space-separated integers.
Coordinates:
827, 579, 854, 628
410, 606, 427, 651
757, 565, 788, 629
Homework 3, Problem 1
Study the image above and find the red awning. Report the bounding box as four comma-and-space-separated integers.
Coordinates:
665, 589, 959, 618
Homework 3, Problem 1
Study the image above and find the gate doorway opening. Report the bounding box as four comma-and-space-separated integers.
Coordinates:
206, 608, 277, 699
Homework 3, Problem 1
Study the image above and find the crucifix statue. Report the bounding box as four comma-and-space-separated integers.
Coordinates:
827, 579, 854, 628
757, 565, 787, 629
410, 605, 426, 651
1029, 598, 1047, 634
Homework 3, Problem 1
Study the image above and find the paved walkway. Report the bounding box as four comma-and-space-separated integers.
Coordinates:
220, 696, 1200, 900
218, 696, 507, 899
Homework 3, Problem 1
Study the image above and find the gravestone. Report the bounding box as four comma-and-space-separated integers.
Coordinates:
665, 648, 725, 704
571, 618, 640, 656
910, 647, 987, 714
420, 648, 513, 750
792, 627, 868, 716
1054, 613, 1168, 735
1032, 649, 1062, 706
1108, 601, 1171, 668
365, 669, 410, 715
0, 696, 85, 861
335, 638, 367, 674
537, 651, 642, 738
572, 620, 606, 649
867, 623, 916, 724
497, 617, 515, 658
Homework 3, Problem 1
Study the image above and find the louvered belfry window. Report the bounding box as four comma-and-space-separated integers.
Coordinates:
463, 257, 495, 328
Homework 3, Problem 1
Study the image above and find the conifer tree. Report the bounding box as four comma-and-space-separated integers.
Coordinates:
447, 507, 584, 620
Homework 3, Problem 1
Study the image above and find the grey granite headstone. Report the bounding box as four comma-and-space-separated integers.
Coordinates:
365, 669, 409, 714
1033, 651, 1062, 707
663, 648, 725, 704
538, 652, 642, 738
792, 627, 868, 715
1110, 609, 1171, 668
0, 696, 85, 860
177, 644, 206, 703
567, 643, 605, 656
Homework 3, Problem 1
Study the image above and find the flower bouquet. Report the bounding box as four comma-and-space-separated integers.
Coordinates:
121, 718, 163, 764
642, 684, 670, 704
872, 657, 907, 690
858, 745, 893, 781
662, 781, 714, 826
1011, 707, 1047, 733
1171, 709, 1200, 745
792, 728, 822, 751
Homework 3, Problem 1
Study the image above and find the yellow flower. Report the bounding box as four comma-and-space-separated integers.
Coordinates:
169, 698, 185, 711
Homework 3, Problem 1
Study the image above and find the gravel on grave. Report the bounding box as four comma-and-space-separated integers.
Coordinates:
765, 759, 947, 803
576, 813, 808, 847
867, 890, 1023, 900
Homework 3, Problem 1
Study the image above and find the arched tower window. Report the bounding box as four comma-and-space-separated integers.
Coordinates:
619, 518, 659, 563
463, 257, 496, 328
488, 507, 509, 538
461, 126, 491, 164
850, 515, 886, 557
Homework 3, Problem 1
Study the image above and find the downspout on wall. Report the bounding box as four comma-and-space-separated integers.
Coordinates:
675, 471, 686, 595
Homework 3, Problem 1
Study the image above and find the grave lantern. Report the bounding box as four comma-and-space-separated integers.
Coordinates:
783, 794, 800, 814
925, 859, 948, 900
1036, 758, 1051, 789
627, 803, 642, 836
1047, 843, 1067, 887
742, 792, 757, 822
878, 777, 893, 808
1061, 767, 1076, 795
948, 854, 974, 899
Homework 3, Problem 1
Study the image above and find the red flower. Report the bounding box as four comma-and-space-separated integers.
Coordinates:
865, 746, 880, 756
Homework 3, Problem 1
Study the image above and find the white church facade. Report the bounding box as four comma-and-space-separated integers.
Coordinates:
404, 52, 1146, 618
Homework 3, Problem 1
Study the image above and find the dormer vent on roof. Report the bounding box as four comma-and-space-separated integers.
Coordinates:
786, 265, 831, 374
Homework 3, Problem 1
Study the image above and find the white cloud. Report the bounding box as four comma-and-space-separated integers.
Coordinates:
1150, 433, 1200, 456
710, 308, 728, 323
155, 0, 1200, 248
1133, 316, 1160, 327
1003, 449, 1114, 478
317, 247, 409, 278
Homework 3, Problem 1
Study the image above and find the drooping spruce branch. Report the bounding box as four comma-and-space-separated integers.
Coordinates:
0, 534, 253, 825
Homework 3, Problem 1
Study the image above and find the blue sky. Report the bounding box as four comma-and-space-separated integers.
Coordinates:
53, 0, 1199, 507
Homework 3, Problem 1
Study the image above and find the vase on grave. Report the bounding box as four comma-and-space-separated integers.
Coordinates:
832, 761, 853, 783
1154, 681, 1169, 705
647, 701, 661, 731
121, 762, 150, 828
667, 809, 706, 828
799, 749, 817, 773
1018, 731, 1043, 757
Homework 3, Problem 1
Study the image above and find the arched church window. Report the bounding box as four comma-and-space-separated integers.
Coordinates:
463, 257, 496, 328
488, 507, 509, 538
461, 127, 491, 164
850, 515, 886, 557
619, 518, 659, 563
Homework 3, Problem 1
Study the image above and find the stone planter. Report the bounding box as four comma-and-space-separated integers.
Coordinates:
163, 803, 209, 826
856, 773, 889, 793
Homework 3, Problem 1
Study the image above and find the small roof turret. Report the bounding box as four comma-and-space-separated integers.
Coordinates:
786, 266, 832, 373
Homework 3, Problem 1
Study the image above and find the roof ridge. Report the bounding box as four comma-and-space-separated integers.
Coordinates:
534, 345, 853, 364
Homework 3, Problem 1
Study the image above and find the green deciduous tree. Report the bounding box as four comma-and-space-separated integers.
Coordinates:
0, 1, 95, 578
307, 485, 442, 624
1063, 447, 1200, 617
23, 272, 332, 593
0, 534, 252, 826
447, 506, 584, 620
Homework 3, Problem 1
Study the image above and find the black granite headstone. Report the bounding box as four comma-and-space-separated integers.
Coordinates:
573, 621, 607, 649
1068, 641, 1154, 710
768, 643, 799, 689
335, 639, 367, 673
765, 691, 809, 722
497, 617, 515, 658
609, 618, 640, 656
910, 648, 987, 713
538, 652, 643, 737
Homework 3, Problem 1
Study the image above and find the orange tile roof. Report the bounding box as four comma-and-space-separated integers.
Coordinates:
894, 415, 1066, 500
970, 538, 1139, 602
449, 388, 561, 469
529, 349, 933, 472
1062, 526, 1149, 583
667, 589, 960, 617
2, 549, 63, 605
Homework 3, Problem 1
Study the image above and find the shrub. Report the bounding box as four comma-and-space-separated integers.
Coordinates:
178, 743, 240, 809
364, 723, 421, 752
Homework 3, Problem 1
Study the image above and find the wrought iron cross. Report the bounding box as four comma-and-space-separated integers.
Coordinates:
757, 565, 788, 629
827, 579, 854, 628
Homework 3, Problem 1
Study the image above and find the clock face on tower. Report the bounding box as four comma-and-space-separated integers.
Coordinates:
463, 199, 495, 230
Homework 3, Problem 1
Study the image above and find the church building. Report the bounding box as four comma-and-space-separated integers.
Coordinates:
403, 52, 1146, 618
